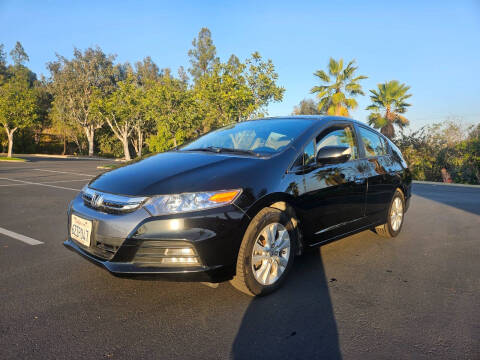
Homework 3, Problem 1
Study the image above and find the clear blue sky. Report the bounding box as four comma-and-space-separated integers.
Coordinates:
1, 0, 479, 129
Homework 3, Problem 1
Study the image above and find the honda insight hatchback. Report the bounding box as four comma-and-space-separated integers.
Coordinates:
65, 116, 411, 296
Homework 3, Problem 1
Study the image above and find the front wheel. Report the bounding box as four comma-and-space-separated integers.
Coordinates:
230, 207, 296, 296
374, 189, 405, 238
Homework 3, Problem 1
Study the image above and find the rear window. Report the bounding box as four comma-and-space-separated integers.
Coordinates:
358, 127, 387, 157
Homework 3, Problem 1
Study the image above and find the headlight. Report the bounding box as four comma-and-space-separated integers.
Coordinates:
144, 189, 242, 215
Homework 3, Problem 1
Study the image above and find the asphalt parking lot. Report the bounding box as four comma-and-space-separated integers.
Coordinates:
0, 157, 479, 359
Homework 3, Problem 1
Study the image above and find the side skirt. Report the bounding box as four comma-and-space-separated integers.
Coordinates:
308, 220, 384, 248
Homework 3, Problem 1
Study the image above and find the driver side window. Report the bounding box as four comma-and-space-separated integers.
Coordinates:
316, 125, 358, 160
293, 124, 358, 169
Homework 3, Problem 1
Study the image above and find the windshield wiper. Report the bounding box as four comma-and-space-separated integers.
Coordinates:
183, 146, 222, 153
217, 147, 260, 157
184, 146, 260, 157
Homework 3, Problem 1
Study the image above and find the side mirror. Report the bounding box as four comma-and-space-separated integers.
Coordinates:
316, 145, 351, 165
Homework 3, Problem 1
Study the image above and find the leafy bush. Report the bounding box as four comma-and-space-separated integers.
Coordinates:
396, 122, 480, 184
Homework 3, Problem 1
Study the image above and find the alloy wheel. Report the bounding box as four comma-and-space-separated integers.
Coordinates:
390, 197, 404, 232
251, 222, 291, 286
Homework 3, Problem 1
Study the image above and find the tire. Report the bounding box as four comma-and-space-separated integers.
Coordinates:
230, 207, 296, 296
374, 188, 405, 238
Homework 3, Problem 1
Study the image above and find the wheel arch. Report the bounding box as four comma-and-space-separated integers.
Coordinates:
242, 192, 306, 255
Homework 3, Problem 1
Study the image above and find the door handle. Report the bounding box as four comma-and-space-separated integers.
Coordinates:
354, 176, 365, 184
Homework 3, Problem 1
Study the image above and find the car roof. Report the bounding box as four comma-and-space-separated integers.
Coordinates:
254, 115, 366, 127
253, 115, 388, 140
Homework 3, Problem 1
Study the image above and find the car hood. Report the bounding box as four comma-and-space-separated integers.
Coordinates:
89, 151, 265, 196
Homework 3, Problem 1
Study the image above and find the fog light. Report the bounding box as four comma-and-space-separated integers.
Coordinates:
168, 219, 183, 231
160, 257, 199, 265
164, 247, 195, 256
134, 241, 201, 267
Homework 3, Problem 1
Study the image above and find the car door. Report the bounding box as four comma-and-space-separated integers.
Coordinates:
356, 126, 396, 222
297, 122, 368, 244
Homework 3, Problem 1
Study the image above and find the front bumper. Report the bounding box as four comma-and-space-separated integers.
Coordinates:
64, 239, 234, 282
65, 194, 247, 282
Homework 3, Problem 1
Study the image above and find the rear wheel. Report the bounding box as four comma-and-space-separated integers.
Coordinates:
230, 207, 295, 296
374, 189, 405, 238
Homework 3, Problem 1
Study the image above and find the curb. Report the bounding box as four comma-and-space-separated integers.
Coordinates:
413, 180, 480, 188
1, 153, 114, 161
0, 159, 28, 163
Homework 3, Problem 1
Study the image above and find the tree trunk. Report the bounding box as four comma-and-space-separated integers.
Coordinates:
85, 127, 95, 157
335, 104, 341, 116
131, 126, 143, 158
7, 133, 14, 158
122, 134, 131, 161
62, 131, 67, 155
4, 127, 17, 158
381, 123, 395, 139
138, 131, 143, 157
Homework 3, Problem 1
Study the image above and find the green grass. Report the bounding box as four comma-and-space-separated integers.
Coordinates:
0, 157, 27, 162
96, 164, 119, 170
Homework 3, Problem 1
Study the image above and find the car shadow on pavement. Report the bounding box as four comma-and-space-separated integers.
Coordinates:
231, 248, 341, 360
412, 183, 480, 216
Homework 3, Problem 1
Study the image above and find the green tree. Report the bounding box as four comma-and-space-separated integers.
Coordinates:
92, 73, 142, 160
292, 98, 321, 115
135, 56, 160, 85
194, 58, 252, 131
0, 44, 7, 82
147, 73, 198, 152
33, 76, 53, 145
245, 52, 284, 118
9, 41, 29, 66
191, 52, 284, 132
50, 99, 85, 155
0, 67, 38, 157
367, 80, 412, 139
48, 47, 115, 156
188, 27, 219, 81
311, 58, 367, 116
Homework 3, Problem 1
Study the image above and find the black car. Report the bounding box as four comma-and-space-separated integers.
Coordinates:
65, 116, 411, 296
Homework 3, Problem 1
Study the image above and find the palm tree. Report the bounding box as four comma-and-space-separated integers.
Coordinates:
310, 58, 367, 116
367, 80, 412, 139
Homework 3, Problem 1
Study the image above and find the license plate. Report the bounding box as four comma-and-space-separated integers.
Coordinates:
70, 214, 92, 247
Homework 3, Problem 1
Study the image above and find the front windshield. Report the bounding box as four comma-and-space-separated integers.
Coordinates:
181, 119, 312, 156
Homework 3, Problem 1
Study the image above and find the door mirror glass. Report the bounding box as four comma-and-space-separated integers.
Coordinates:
316, 145, 351, 165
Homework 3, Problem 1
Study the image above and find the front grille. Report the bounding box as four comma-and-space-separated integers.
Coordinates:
82, 187, 147, 215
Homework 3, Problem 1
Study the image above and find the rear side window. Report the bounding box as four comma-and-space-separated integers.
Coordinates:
358, 127, 387, 157
387, 137, 408, 168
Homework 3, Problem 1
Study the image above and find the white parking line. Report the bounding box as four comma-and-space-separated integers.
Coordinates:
32, 169, 96, 177
0, 183, 31, 187
44, 179, 91, 184
0, 178, 91, 187
0, 227, 44, 245
0, 177, 81, 191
